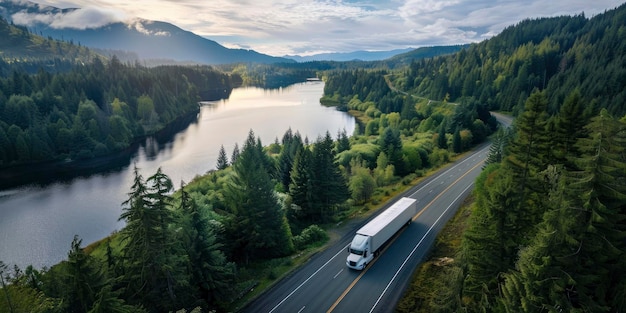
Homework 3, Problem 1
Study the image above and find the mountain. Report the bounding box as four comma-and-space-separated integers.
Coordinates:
397, 4, 626, 117
385, 44, 469, 65
0, 0, 293, 65
285, 48, 415, 62
0, 14, 99, 76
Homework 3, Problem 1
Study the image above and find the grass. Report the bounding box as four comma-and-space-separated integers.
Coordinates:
395, 195, 474, 313
228, 244, 325, 311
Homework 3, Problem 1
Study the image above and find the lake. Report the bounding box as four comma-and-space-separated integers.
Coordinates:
0, 81, 355, 270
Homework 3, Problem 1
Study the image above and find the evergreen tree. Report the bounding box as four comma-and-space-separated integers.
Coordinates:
88, 284, 144, 313
461, 165, 519, 310
288, 146, 315, 223
178, 182, 235, 310
437, 124, 447, 149
216, 145, 229, 170
503, 111, 626, 312
310, 132, 350, 222
62, 235, 102, 313
452, 128, 462, 153
224, 130, 293, 262
379, 127, 406, 175
485, 127, 511, 166
503, 90, 552, 242
118, 166, 181, 312
336, 128, 351, 153
278, 129, 303, 191
551, 89, 588, 168
231, 143, 240, 164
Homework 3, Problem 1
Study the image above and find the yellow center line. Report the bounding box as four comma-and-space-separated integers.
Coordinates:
326, 159, 484, 313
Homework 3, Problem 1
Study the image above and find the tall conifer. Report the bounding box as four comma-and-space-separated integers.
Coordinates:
216, 145, 229, 170
503, 111, 626, 311
310, 132, 349, 222
224, 130, 293, 262
118, 166, 180, 311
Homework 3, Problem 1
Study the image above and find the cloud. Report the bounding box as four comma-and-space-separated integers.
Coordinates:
13, 0, 626, 55
127, 19, 170, 36
11, 6, 127, 29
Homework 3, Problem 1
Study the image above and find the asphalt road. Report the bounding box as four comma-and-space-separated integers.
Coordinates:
240, 135, 497, 313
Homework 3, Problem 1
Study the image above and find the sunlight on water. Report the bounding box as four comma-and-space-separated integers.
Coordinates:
0, 82, 354, 270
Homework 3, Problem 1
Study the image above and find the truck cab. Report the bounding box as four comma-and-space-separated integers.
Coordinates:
346, 234, 373, 270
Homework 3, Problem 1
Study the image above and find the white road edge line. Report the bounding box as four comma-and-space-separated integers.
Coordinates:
368, 183, 475, 313
269, 244, 350, 313
269, 145, 489, 313
407, 145, 489, 199
297, 306, 306, 313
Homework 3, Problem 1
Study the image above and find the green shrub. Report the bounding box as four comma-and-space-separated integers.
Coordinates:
293, 225, 329, 250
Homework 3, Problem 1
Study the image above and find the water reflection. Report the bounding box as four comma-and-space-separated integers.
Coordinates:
0, 82, 355, 270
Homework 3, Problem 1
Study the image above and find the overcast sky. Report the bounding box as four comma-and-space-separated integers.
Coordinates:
16, 0, 626, 56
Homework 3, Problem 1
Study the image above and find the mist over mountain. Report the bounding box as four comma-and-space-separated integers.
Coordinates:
0, 0, 293, 65
285, 48, 415, 62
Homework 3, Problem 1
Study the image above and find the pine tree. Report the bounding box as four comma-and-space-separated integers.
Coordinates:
310, 132, 349, 222
485, 127, 511, 166
62, 235, 103, 313
505, 90, 551, 193
178, 181, 235, 309
503, 111, 626, 311
502, 90, 552, 244
500, 165, 578, 312
118, 166, 181, 312
452, 127, 462, 153
230, 143, 240, 164
566, 110, 626, 310
336, 128, 351, 153
289, 146, 315, 222
88, 284, 144, 313
216, 145, 229, 170
551, 89, 588, 168
437, 124, 448, 149
278, 129, 303, 191
224, 130, 293, 262
461, 165, 519, 310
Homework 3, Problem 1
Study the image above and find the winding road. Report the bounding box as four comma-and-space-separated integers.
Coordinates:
240, 113, 512, 313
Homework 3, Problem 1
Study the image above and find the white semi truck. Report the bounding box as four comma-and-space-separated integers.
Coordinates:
346, 197, 418, 270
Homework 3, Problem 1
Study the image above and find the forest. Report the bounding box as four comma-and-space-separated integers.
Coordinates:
392, 4, 626, 118
1, 2, 626, 313
0, 20, 495, 311
0, 58, 240, 166
0, 93, 491, 312
392, 4, 626, 313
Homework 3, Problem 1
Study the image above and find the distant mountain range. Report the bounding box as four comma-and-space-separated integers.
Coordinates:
0, 0, 292, 64
0, 0, 467, 65
384, 44, 469, 66
284, 48, 416, 62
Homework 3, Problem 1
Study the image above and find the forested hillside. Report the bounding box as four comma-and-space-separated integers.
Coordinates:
0, 14, 243, 168
393, 3, 626, 117
0, 16, 98, 75
0, 60, 238, 167
1, 2, 625, 312
0, 38, 495, 313
394, 4, 626, 313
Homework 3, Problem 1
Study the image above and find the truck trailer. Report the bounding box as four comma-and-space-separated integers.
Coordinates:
346, 197, 418, 270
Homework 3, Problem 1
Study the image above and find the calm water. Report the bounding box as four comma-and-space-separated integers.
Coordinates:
0, 81, 355, 270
